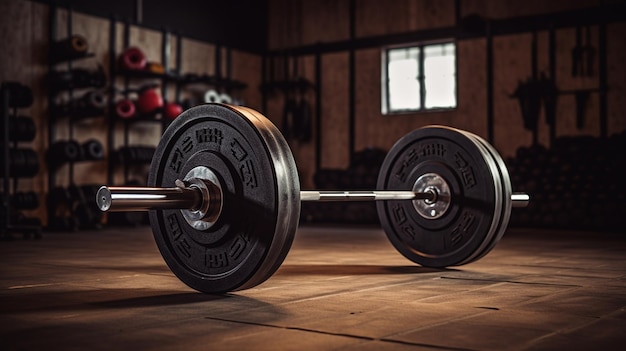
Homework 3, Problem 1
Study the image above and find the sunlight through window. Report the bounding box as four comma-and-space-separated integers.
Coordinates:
382, 42, 456, 114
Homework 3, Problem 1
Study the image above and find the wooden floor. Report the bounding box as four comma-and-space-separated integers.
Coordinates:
1, 225, 625, 350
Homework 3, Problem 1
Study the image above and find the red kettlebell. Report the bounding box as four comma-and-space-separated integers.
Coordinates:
120, 47, 147, 71
137, 88, 163, 115
164, 102, 183, 120
115, 99, 136, 119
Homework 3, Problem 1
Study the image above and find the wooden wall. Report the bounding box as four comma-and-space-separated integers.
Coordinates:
0, 0, 262, 224
0, 1, 48, 223
2, 0, 625, 224
266, 0, 626, 189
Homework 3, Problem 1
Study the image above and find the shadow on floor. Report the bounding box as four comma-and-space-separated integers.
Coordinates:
0, 288, 229, 314
92, 291, 227, 308
275, 264, 455, 276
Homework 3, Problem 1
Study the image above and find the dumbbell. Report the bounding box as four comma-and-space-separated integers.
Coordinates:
47, 140, 81, 167
204, 89, 232, 104
48, 67, 107, 92
9, 116, 36, 142
3, 149, 39, 177
1, 82, 33, 108
51, 91, 107, 119
82, 139, 105, 161
50, 35, 89, 63
11, 191, 39, 210
95, 104, 529, 294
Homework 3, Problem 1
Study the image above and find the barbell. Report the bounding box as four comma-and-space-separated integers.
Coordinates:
96, 104, 529, 294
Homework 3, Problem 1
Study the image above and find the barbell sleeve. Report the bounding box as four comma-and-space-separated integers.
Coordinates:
97, 186, 530, 212
511, 193, 530, 208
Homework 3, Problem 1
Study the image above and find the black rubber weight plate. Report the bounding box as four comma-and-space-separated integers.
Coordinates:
459, 130, 512, 264
148, 104, 300, 293
376, 126, 501, 268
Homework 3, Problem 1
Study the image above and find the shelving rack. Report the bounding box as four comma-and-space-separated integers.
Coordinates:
47, 5, 106, 230
1, 83, 41, 239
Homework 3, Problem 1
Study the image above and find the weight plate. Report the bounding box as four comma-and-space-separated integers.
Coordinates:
86, 91, 107, 109
10, 116, 36, 142
459, 131, 512, 264
219, 93, 232, 104
120, 47, 147, 71
376, 126, 500, 268
204, 90, 219, 103
82, 139, 105, 160
115, 99, 136, 119
148, 103, 300, 293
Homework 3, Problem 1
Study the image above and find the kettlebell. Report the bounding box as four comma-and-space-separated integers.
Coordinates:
137, 88, 163, 115
164, 102, 183, 120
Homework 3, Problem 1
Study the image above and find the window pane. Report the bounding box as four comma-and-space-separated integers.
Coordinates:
388, 54, 420, 110
389, 47, 419, 61
424, 43, 456, 109
382, 42, 456, 114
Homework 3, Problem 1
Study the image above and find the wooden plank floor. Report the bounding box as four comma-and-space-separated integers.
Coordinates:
1, 225, 625, 350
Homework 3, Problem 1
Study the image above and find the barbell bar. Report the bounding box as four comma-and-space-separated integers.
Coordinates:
96, 103, 530, 294
97, 186, 529, 212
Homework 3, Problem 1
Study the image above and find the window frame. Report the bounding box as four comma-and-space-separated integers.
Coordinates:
382, 40, 458, 115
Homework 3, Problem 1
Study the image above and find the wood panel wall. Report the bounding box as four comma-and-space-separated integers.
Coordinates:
0, 0, 262, 224
2, 0, 624, 223
0, 1, 48, 223
266, 0, 626, 189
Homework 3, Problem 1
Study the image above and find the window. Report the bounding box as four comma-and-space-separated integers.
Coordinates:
382, 42, 457, 114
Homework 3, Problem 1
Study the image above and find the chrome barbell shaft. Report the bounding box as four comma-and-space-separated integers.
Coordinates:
302, 191, 529, 207
97, 186, 530, 212
300, 191, 433, 202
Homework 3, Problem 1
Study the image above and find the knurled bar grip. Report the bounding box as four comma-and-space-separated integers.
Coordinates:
97, 186, 530, 212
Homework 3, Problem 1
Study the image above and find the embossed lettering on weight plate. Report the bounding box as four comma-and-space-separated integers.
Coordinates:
204, 233, 250, 269
395, 143, 447, 182
392, 204, 416, 240
420, 142, 446, 158
169, 135, 195, 174
230, 139, 248, 161
395, 149, 418, 182
167, 213, 192, 258
196, 127, 223, 145
230, 138, 258, 189
206, 252, 228, 268
228, 233, 250, 261
448, 211, 475, 248
454, 152, 476, 188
